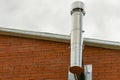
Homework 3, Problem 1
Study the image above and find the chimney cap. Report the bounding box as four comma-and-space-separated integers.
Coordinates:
71, 1, 85, 11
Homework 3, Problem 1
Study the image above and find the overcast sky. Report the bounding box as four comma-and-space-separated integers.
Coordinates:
0, 0, 120, 42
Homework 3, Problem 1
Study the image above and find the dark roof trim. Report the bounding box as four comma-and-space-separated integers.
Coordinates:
0, 27, 120, 50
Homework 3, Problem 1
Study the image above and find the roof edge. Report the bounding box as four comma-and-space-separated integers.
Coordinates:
84, 38, 120, 50
0, 27, 120, 50
0, 27, 70, 43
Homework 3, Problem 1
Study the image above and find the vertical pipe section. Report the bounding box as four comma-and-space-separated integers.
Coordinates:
69, 1, 85, 80
71, 9, 83, 67
70, 1, 85, 68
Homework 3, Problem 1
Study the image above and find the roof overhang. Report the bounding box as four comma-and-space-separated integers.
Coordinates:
0, 27, 120, 50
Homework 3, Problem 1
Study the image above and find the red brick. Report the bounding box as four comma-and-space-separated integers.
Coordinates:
0, 35, 120, 80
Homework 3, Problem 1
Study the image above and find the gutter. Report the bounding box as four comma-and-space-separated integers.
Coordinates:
0, 27, 119, 50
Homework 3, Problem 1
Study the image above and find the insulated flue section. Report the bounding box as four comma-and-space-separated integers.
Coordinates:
71, 11, 83, 67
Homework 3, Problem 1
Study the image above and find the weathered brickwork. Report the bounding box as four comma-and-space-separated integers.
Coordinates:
0, 35, 120, 80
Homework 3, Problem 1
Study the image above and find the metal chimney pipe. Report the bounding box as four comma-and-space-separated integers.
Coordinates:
70, 1, 85, 67
68, 1, 85, 80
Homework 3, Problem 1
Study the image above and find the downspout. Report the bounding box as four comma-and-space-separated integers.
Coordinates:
68, 1, 85, 80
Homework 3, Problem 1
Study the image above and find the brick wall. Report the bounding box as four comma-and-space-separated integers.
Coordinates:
0, 35, 70, 80
83, 46, 120, 80
0, 35, 120, 80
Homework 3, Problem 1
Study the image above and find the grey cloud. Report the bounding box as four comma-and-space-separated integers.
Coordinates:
0, 0, 119, 42
84, 0, 120, 41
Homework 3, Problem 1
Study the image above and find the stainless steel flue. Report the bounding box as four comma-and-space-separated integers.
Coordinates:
69, 1, 85, 80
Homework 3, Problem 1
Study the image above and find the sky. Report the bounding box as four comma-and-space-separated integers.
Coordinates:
0, 0, 120, 42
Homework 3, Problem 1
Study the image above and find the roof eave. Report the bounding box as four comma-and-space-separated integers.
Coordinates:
0, 27, 120, 50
